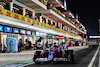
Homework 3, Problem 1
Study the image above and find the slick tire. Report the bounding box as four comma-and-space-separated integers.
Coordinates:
37, 42, 42, 48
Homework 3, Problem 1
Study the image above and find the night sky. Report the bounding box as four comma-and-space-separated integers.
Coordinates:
61, 0, 100, 36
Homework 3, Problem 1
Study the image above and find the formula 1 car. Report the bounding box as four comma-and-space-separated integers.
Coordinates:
33, 46, 74, 64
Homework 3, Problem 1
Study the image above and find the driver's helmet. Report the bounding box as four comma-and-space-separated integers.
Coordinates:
50, 45, 54, 51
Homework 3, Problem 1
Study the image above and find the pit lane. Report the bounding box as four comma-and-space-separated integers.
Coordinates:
25, 47, 98, 67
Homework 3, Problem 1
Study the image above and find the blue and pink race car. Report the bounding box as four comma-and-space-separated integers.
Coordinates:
33, 45, 74, 64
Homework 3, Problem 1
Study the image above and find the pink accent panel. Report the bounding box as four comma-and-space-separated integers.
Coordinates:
53, 58, 56, 61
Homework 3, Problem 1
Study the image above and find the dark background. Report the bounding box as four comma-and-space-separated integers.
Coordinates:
61, 0, 100, 36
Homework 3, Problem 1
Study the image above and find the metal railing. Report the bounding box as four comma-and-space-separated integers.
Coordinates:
39, 0, 46, 5
0, 8, 79, 37
48, 6, 82, 31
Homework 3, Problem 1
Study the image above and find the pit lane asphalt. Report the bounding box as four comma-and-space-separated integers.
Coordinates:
25, 47, 98, 67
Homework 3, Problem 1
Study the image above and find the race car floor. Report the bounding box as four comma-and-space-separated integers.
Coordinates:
25, 47, 98, 67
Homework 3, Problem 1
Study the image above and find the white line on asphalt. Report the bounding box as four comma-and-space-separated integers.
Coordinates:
88, 46, 100, 67
21, 62, 35, 67
0, 53, 34, 55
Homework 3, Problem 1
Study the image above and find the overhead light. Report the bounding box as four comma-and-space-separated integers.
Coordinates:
44, 0, 48, 2
69, 13, 74, 18
61, 5, 64, 8
56, 0, 58, 1
89, 36, 100, 38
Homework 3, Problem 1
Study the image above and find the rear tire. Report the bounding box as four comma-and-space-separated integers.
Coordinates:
67, 50, 74, 62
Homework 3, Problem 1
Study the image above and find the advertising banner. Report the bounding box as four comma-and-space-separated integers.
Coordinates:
26, 17, 32, 23
56, 35, 64, 39
4, 9, 12, 17
36, 32, 40, 36
20, 15, 27, 21
0, 8, 3, 14
36, 21, 40, 26
4, 26, 12, 33
32, 31, 36, 35
20, 29, 26, 34
13, 28, 19, 34
40, 23, 44, 27
12, 13, 20, 20
32, 20, 36, 25
26, 30, 31, 35
0, 25, 3, 32
90, 40, 97, 45
44, 24, 46, 27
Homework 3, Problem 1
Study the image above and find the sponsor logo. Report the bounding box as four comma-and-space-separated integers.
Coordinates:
48, 52, 54, 60
36, 58, 47, 61
55, 58, 67, 61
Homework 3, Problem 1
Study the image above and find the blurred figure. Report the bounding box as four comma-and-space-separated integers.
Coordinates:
83, 42, 86, 46
20, 39, 23, 51
45, 41, 48, 48
99, 42, 100, 46
32, 44, 36, 50
4, 3, 10, 10
79, 42, 82, 46
31, 16, 34, 19
23, 44, 26, 50
18, 7, 22, 15
60, 41, 63, 46
53, 43, 58, 48
75, 41, 79, 46
0, 2, 4, 9
73, 42, 75, 47
25, 13, 29, 17
18, 39, 21, 52
15, 10, 19, 14
28, 11, 32, 18
66, 42, 69, 49
2, 45, 6, 53
25, 39, 29, 50
12, 8, 15, 12
25, 11, 29, 17
69, 41, 72, 47
0, 43, 2, 51
28, 41, 32, 49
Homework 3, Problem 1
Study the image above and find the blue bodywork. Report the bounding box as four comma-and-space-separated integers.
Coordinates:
35, 46, 67, 62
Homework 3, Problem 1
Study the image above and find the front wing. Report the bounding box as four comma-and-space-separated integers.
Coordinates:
53, 58, 67, 61
35, 58, 48, 62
